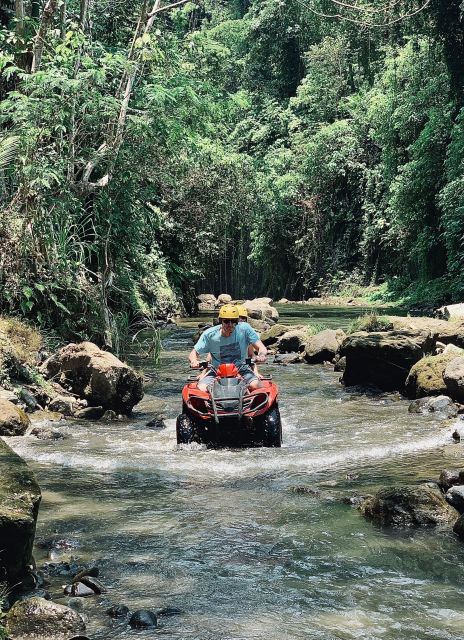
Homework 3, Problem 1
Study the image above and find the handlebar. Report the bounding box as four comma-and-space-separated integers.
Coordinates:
190, 360, 209, 370
191, 357, 265, 370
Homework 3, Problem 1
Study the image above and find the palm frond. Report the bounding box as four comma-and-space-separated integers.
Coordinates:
0, 135, 20, 170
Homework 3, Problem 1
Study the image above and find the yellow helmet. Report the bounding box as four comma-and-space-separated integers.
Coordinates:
236, 305, 248, 318
218, 304, 239, 320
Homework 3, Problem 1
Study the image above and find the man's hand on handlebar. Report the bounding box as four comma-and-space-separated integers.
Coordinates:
190, 360, 208, 369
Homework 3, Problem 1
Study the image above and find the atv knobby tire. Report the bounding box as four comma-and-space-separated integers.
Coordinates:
176, 413, 197, 444
256, 405, 282, 447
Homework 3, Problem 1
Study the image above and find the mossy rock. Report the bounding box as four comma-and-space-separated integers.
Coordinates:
260, 324, 290, 346
6, 597, 85, 639
360, 485, 457, 527
0, 439, 41, 583
0, 399, 30, 435
405, 353, 461, 399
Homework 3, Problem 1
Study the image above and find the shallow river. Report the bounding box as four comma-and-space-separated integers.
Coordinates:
7, 306, 464, 640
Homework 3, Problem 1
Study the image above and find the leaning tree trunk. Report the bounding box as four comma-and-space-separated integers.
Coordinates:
31, 0, 58, 73
79, 0, 191, 193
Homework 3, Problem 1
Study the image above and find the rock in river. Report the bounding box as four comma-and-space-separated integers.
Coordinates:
6, 597, 85, 639
107, 604, 130, 618
129, 609, 158, 628
405, 353, 460, 398
0, 398, 30, 435
438, 469, 463, 493
304, 329, 346, 364
408, 395, 458, 418
340, 330, 435, 391
40, 341, 144, 414
360, 485, 457, 527
444, 356, 464, 402
445, 485, 464, 514
0, 439, 41, 584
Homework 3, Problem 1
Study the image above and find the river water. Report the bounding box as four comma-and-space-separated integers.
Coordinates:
7, 306, 464, 640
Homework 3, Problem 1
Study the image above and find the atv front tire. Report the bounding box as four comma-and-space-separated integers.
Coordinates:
256, 405, 282, 447
176, 413, 197, 444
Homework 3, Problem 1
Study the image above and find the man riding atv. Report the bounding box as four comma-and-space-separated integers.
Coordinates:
188, 304, 267, 391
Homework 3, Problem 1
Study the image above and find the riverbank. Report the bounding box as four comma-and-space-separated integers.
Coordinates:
4, 319, 464, 639
4, 307, 464, 638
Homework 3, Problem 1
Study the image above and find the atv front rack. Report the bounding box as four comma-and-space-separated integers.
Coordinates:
209, 385, 269, 423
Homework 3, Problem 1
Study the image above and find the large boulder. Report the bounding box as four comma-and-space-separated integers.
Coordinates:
444, 357, 464, 402
197, 293, 216, 304
243, 298, 279, 322
405, 353, 460, 398
40, 342, 143, 414
436, 303, 464, 320
217, 293, 232, 304
247, 318, 269, 333
388, 316, 464, 348
277, 329, 307, 353
260, 324, 289, 347
0, 439, 41, 584
360, 485, 458, 527
196, 293, 217, 312
0, 399, 30, 436
340, 330, 435, 391
304, 329, 346, 364
6, 597, 85, 639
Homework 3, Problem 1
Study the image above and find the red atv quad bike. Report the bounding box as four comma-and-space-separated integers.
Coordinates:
176, 359, 282, 447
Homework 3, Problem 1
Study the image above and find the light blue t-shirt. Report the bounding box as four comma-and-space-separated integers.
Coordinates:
194, 323, 259, 367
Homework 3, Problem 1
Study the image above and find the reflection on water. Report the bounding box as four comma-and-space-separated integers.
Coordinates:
6, 310, 464, 640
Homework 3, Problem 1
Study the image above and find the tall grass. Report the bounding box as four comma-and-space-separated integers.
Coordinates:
111, 307, 162, 366
348, 313, 393, 334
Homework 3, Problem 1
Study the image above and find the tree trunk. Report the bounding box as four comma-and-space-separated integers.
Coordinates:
31, 0, 59, 73
80, 0, 91, 30
79, 0, 191, 192
60, 0, 67, 40
15, 0, 24, 37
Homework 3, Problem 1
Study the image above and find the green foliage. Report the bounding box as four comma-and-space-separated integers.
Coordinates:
348, 313, 394, 334
1, 0, 464, 341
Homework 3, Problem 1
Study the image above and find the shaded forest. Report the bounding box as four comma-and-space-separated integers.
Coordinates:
1, 0, 464, 343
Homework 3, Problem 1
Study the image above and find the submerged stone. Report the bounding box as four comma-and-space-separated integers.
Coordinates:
157, 606, 183, 617
129, 609, 158, 628
106, 604, 130, 618
360, 485, 457, 527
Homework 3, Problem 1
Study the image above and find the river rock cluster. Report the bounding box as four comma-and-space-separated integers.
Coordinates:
194, 297, 464, 409
356, 466, 464, 542
0, 340, 144, 438
257, 310, 464, 414
197, 294, 279, 324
